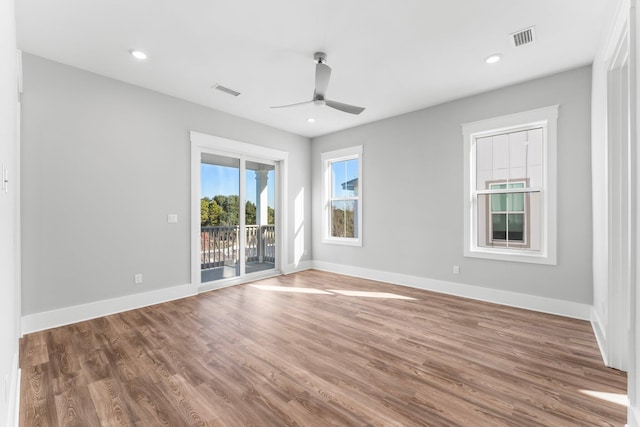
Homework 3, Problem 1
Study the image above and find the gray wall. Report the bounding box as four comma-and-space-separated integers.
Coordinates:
21, 54, 593, 315
312, 66, 593, 304
21, 53, 311, 315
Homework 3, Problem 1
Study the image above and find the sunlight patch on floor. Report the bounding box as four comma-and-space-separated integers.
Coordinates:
580, 389, 628, 407
250, 284, 417, 300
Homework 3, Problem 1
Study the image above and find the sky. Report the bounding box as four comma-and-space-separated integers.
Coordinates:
201, 164, 275, 208
331, 158, 359, 197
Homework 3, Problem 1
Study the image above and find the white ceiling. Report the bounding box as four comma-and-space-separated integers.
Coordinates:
16, 0, 609, 138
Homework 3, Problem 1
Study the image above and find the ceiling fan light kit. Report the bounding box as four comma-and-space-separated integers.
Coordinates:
271, 52, 365, 115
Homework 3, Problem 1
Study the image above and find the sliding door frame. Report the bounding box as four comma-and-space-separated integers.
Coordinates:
190, 131, 288, 292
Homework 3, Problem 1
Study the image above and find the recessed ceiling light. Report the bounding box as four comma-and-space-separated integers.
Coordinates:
307, 118, 316, 123
129, 49, 147, 60
485, 53, 502, 64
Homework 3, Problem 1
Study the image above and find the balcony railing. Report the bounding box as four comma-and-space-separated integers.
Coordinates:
200, 225, 275, 269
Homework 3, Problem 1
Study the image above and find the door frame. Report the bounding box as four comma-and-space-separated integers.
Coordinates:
606, 14, 633, 371
190, 131, 288, 292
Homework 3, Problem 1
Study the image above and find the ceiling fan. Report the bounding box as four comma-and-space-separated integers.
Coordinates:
271, 52, 365, 115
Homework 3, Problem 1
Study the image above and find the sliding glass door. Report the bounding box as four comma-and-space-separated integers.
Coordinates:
199, 153, 277, 284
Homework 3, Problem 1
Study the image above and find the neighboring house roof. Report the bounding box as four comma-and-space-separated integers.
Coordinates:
341, 178, 358, 191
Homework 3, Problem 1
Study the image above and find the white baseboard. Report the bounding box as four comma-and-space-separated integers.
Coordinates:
629, 405, 640, 427
12, 369, 20, 427
590, 307, 609, 366
21, 283, 197, 335
7, 351, 20, 427
311, 261, 592, 320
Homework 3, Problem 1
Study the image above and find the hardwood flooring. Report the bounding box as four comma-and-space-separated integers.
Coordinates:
20, 270, 627, 426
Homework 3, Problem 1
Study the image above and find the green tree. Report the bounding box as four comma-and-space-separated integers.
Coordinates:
224, 195, 240, 225
245, 201, 256, 225
208, 200, 224, 225
200, 197, 227, 226
331, 206, 355, 238
268, 207, 275, 225
213, 195, 227, 208
201, 197, 211, 226
202, 195, 264, 227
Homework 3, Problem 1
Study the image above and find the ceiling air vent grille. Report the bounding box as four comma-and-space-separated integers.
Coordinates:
511, 26, 536, 47
212, 84, 241, 97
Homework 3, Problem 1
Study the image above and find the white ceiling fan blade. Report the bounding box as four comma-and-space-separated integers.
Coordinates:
325, 100, 365, 115
270, 100, 313, 109
315, 63, 331, 98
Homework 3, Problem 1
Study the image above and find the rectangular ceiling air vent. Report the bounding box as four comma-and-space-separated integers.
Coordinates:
510, 26, 536, 47
212, 84, 241, 97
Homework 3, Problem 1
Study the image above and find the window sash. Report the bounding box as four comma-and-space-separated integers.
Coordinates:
477, 179, 539, 250
485, 193, 531, 247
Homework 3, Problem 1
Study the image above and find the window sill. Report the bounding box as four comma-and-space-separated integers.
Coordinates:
464, 247, 556, 265
322, 237, 362, 247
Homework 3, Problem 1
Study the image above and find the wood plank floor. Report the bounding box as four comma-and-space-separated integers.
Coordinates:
20, 270, 627, 426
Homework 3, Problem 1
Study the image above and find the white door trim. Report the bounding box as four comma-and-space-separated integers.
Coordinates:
606, 16, 632, 371
190, 131, 289, 291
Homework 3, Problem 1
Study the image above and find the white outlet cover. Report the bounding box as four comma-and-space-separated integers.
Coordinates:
168, 214, 178, 223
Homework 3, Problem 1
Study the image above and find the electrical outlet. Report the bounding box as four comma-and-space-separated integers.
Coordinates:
167, 214, 178, 223
134, 274, 143, 284
453, 265, 460, 275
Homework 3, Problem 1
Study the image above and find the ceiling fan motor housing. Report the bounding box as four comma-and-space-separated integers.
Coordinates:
314, 52, 327, 64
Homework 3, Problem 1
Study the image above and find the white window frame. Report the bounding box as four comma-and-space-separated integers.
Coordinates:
321, 145, 363, 246
462, 105, 558, 265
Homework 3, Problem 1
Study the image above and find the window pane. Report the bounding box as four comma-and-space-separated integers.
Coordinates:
477, 129, 544, 190
507, 193, 524, 211
508, 214, 524, 241
245, 161, 276, 269
331, 159, 359, 198
476, 137, 493, 190
492, 134, 508, 171
331, 200, 357, 238
508, 130, 528, 181
200, 154, 240, 282
492, 214, 507, 240
491, 193, 506, 212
